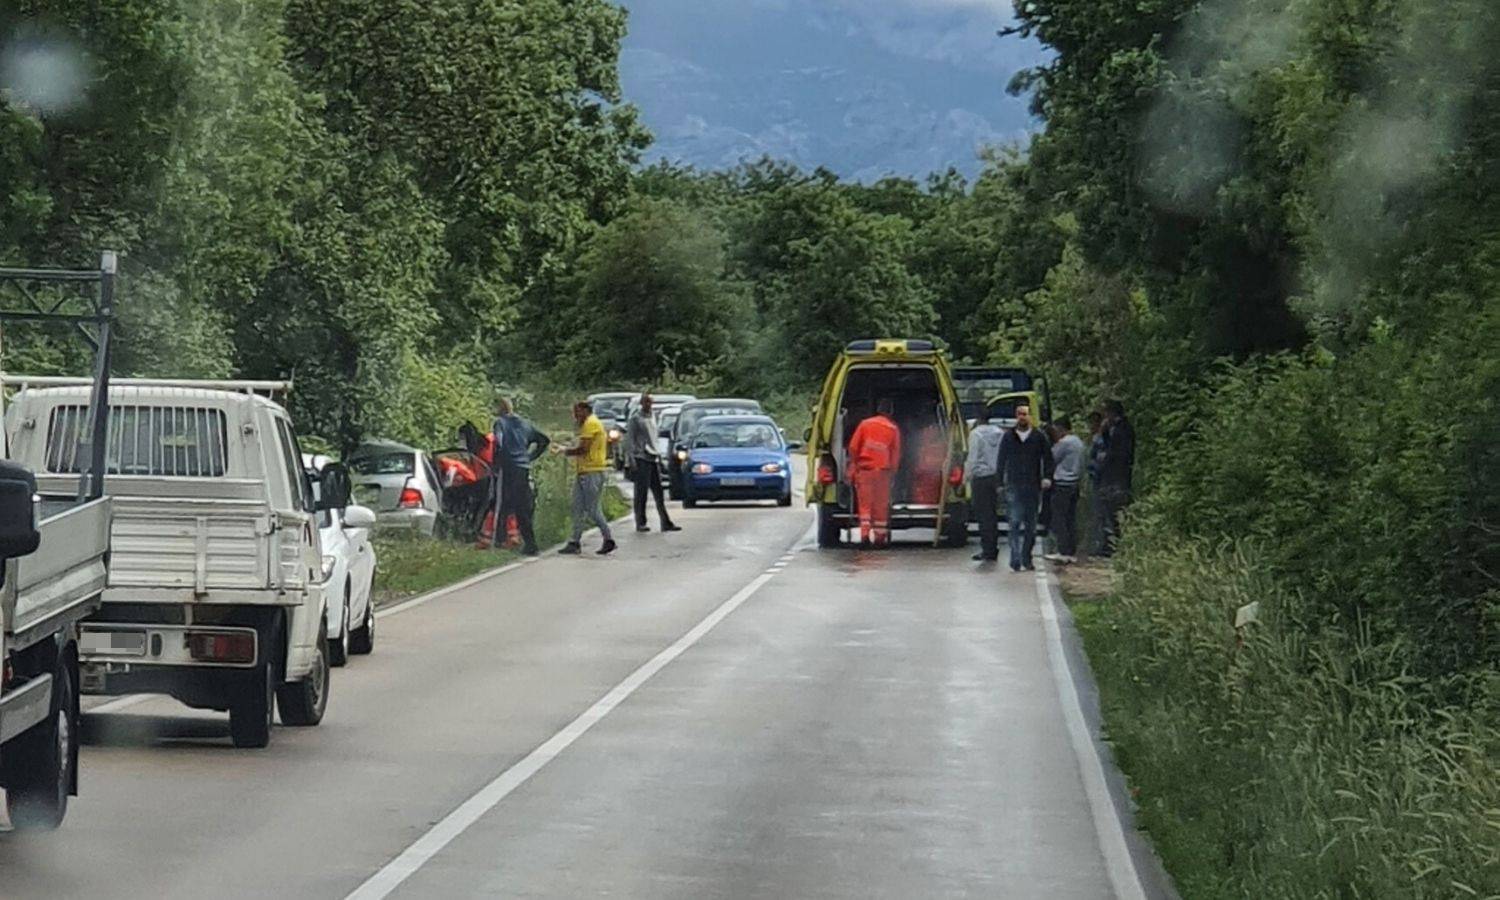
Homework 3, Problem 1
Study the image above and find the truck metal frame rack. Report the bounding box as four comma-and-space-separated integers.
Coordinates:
0, 251, 118, 831
0, 252, 117, 501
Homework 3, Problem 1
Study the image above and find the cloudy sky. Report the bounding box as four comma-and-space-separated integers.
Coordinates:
617, 0, 1047, 181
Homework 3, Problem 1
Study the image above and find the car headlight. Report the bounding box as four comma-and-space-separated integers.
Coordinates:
320, 555, 336, 581
761, 462, 783, 474
676, 449, 688, 461
608, 428, 622, 441
691, 462, 714, 475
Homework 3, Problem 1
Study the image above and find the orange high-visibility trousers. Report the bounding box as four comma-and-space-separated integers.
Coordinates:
853, 468, 894, 545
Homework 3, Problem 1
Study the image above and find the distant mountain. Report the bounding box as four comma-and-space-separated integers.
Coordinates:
617, 0, 1047, 182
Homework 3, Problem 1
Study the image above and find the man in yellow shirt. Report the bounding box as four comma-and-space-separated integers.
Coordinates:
558, 400, 617, 555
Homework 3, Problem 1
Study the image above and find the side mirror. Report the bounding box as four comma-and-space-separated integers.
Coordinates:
342, 504, 377, 529
658, 427, 671, 438
786, 441, 805, 452
316, 462, 353, 511
802, 427, 812, 443
0, 461, 41, 559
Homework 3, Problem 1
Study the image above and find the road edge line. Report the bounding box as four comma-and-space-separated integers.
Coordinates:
1034, 567, 1149, 900
373, 510, 635, 621
345, 568, 783, 900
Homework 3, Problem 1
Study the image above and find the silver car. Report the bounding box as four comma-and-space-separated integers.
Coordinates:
347, 440, 442, 535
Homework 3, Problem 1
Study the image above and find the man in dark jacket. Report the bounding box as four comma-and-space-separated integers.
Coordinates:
997, 403, 1053, 571
492, 397, 551, 556
1096, 399, 1135, 557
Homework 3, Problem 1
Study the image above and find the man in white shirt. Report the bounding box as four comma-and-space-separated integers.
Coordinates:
966, 409, 1005, 562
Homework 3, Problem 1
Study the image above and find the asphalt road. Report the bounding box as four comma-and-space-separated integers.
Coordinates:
0, 476, 1166, 899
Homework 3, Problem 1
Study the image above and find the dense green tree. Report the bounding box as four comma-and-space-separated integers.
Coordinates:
558, 196, 744, 385
283, 0, 650, 358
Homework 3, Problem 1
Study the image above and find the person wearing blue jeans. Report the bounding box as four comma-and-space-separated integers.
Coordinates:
996, 403, 1054, 572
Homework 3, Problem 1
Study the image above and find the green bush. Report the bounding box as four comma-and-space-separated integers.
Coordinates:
1080, 537, 1500, 899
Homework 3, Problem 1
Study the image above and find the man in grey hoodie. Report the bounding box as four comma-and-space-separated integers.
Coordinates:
1045, 416, 1084, 563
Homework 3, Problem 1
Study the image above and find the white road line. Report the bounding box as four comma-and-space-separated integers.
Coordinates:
345, 569, 783, 900
375, 560, 533, 620
85, 694, 155, 715
1033, 569, 1147, 900
374, 512, 636, 621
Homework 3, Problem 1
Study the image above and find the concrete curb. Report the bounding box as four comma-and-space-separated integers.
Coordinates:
1035, 563, 1181, 900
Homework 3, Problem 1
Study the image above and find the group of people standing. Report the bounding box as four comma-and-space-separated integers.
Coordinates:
487, 394, 682, 559
966, 400, 1134, 571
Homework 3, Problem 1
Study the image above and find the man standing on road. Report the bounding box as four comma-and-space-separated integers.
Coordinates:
557, 400, 617, 556
492, 398, 549, 556
1044, 416, 1083, 564
1096, 399, 1135, 557
625, 393, 681, 534
966, 408, 1005, 562
997, 403, 1053, 571
847, 398, 902, 548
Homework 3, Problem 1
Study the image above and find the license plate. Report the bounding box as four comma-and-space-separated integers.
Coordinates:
355, 484, 381, 504
81, 630, 146, 656
720, 477, 755, 487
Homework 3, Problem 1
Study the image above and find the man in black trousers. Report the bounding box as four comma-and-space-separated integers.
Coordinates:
625, 393, 682, 534
965, 408, 1005, 562
492, 397, 550, 556
997, 403, 1053, 571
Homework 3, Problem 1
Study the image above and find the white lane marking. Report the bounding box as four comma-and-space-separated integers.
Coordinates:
345, 569, 783, 900
374, 512, 635, 621
375, 561, 531, 620
86, 694, 155, 715
1034, 569, 1148, 900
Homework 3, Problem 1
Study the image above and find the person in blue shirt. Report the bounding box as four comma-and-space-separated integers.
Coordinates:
492, 397, 551, 556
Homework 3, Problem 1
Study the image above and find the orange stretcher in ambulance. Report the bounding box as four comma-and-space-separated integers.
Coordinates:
804, 339, 969, 548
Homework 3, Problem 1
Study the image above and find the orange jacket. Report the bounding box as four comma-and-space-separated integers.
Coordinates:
848, 414, 902, 473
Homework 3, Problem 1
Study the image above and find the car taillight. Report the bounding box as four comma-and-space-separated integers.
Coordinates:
399, 487, 424, 508
948, 465, 964, 486
817, 458, 836, 485
186, 631, 256, 665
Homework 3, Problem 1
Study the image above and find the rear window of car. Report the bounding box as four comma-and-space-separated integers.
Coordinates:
592, 397, 630, 418
45, 404, 228, 477
349, 452, 415, 476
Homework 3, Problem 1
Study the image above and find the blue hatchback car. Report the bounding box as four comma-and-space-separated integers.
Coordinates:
682, 415, 793, 508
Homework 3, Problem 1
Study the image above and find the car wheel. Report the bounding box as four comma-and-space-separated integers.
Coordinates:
230, 633, 277, 748
329, 587, 351, 667
777, 489, 792, 507
4, 654, 77, 830
349, 585, 375, 656
277, 618, 329, 727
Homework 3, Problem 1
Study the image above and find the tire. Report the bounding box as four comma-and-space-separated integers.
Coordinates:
5, 655, 78, 830
349, 586, 375, 656
277, 618, 329, 727
230, 644, 276, 749
942, 505, 970, 548
777, 490, 792, 507
328, 587, 350, 668
683, 496, 698, 509
667, 468, 681, 501
816, 502, 841, 548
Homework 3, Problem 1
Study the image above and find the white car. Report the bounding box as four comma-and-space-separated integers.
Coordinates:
306, 454, 379, 666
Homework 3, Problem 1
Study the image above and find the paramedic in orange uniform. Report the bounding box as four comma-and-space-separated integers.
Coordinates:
847, 398, 902, 547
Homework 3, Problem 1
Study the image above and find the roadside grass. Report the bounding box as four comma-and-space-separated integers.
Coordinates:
372, 458, 629, 605
1064, 543, 1500, 899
